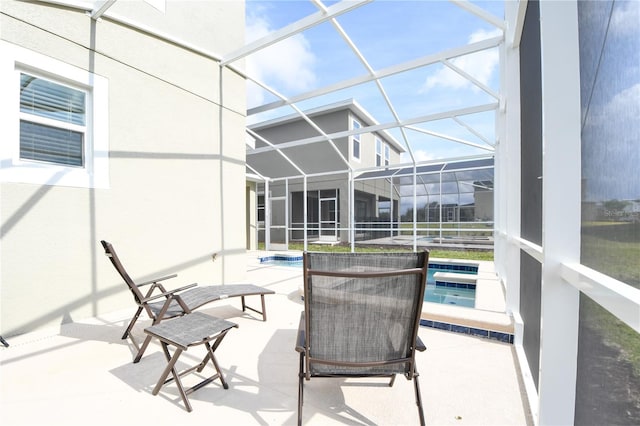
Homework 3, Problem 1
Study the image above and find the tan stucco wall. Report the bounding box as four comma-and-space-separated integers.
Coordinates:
349, 111, 402, 169
250, 109, 402, 178
0, 1, 246, 336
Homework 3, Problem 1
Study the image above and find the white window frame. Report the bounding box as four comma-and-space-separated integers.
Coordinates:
375, 137, 383, 167
19, 70, 88, 167
352, 119, 361, 161
384, 143, 390, 166
0, 41, 109, 188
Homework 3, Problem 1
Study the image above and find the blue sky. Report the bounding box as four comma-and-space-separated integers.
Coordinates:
244, 0, 504, 162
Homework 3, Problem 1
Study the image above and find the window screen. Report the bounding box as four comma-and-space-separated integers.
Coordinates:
520, 0, 543, 246
576, 0, 640, 423
519, 0, 542, 392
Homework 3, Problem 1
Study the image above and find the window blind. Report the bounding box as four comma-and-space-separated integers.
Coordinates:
19, 73, 86, 167
20, 121, 84, 166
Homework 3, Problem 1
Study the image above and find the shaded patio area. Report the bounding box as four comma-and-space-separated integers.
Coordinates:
1, 252, 532, 425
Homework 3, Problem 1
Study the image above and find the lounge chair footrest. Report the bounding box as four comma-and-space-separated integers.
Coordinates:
144, 312, 238, 412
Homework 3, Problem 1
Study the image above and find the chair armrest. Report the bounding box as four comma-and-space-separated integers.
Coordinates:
141, 282, 198, 303
295, 312, 306, 353
415, 335, 427, 352
137, 274, 178, 287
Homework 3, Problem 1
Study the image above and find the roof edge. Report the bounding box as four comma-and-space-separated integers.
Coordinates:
248, 99, 405, 153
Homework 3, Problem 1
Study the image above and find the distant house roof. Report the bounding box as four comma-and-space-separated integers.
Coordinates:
248, 99, 405, 153
355, 156, 494, 181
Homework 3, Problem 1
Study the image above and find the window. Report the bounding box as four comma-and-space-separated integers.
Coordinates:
352, 119, 361, 160
375, 138, 389, 167
0, 41, 109, 188
376, 138, 391, 167
377, 199, 390, 220
20, 72, 86, 167
257, 194, 265, 222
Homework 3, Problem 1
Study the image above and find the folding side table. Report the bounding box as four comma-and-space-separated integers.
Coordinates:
143, 312, 238, 412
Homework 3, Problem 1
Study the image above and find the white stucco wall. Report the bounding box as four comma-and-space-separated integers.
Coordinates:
0, 0, 246, 336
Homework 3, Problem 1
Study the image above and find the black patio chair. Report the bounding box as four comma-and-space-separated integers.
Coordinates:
100, 240, 274, 362
296, 250, 429, 425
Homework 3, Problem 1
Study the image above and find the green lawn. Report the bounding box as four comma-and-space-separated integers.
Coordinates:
581, 296, 640, 377
258, 242, 494, 261
581, 222, 640, 288
580, 221, 640, 376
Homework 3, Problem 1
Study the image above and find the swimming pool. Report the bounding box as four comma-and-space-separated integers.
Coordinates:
425, 266, 476, 308
259, 255, 478, 308
259, 255, 303, 267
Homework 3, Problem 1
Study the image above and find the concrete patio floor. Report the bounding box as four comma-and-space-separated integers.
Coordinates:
0, 251, 533, 425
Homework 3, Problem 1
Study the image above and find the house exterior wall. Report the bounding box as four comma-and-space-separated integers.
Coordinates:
251, 110, 351, 176
349, 111, 402, 169
250, 106, 403, 177
0, 1, 246, 336
251, 104, 402, 244
256, 110, 348, 145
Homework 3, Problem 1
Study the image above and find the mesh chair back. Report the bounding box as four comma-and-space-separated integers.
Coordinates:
303, 251, 428, 377
101, 240, 146, 304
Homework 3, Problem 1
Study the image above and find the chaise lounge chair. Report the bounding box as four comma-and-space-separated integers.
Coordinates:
296, 250, 429, 425
100, 240, 274, 362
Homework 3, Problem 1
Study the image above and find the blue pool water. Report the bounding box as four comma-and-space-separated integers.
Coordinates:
262, 259, 304, 267
259, 255, 303, 267
426, 262, 478, 308
259, 256, 478, 308
425, 268, 476, 308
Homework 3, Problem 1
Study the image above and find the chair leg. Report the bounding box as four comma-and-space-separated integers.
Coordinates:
152, 344, 192, 412
195, 326, 231, 372
240, 295, 269, 321
413, 373, 426, 426
298, 352, 304, 426
133, 334, 153, 363
202, 340, 230, 390
260, 294, 267, 321
0, 335, 8, 347
151, 331, 232, 413
122, 307, 143, 339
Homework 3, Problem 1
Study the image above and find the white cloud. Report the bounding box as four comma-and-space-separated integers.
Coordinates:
612, 0, 639, 36
606, 83, 640, 117
246, 14, 317, 108
587, 83, 640, 135
421, 28, 501, 92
